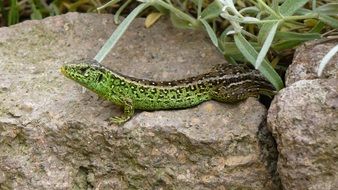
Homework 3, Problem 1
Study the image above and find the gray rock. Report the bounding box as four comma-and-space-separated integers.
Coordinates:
0, 13, 277, 189
268, 38, 338, 190
268, 79, 338, 190
286, 39, 338, 86
269, 38, 338, 190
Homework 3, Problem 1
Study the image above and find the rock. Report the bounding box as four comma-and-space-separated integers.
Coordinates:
286, 39, 338, 86
0, 13, 277, 189
268, 38, 338, 190
268, 79, 338, 190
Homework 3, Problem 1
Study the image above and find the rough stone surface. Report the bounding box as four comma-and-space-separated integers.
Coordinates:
268, 38, 338, 190
0, 13, 277, 189
286, 39, 338, 86
268, 79, 338, 190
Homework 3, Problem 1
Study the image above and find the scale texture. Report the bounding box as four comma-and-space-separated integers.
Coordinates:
61, 59, 275, 123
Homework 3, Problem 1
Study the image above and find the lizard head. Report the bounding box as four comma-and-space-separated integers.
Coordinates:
61, 59, 108, 95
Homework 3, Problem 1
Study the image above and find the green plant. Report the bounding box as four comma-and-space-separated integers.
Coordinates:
1, 1, 336, 88
318, 40, 338, 76
0, 0, 104, 26
94, 0, 338, 91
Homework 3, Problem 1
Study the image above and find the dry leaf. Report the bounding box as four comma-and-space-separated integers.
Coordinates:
145, 12, 163, 28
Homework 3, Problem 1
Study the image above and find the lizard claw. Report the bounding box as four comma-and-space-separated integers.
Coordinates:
109, 116, 129, 125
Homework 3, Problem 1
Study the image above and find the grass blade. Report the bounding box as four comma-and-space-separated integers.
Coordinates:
8, 0, 19, 25
94, 2, 150, 63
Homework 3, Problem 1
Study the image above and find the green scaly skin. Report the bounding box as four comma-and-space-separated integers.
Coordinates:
61, 59, 275, 124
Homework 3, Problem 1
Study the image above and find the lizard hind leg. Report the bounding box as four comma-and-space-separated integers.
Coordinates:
109, 98, 135, 125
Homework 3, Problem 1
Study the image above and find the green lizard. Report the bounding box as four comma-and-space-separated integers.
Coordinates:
61, 59, 275, 124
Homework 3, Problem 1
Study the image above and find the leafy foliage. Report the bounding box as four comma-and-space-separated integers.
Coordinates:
1, 0, 337, 90
95, 0, 337, 90
0, 0, 108, 26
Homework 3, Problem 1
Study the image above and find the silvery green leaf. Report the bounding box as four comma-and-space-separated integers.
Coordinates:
275, 32, 321, 41
219, 0, 242, 17
255, 21, 279, 69
201, 0, 222, 20
200, 19, 218, 47
97, 0, 120, 11
258, 21, 276, 44
242, 16, 260, 23
315, 3, 338, 16
170, 12, 194, 29
234, 33, 284, 90
319, 15, 338, 28
279, 0, 308, 16
318, 44, 338, 76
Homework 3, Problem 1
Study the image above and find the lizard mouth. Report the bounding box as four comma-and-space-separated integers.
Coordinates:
60, 65, 70, 78
60, 66, 65, 74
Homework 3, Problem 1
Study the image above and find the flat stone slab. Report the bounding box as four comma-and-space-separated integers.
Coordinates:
0, 13, 277, 189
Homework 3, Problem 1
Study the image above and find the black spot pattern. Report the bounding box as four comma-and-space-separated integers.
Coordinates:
74, 63, 275, 109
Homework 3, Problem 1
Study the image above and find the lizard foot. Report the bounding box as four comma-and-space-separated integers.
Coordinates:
109, 116, 131, 125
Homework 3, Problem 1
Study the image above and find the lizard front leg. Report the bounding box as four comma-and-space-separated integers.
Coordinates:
110, 98, 134, 125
